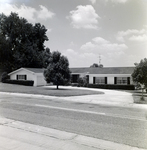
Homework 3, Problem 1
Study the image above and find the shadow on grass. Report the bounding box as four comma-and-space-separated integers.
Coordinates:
132, 95, 147, 104
129, 90, 147, 104
43, 88, 70, 91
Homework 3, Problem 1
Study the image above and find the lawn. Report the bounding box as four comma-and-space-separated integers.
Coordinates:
0, 83, 104, 97
132, 91, 147, 104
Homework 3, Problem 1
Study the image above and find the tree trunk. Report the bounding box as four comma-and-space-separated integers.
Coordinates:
141, 88, 144, 101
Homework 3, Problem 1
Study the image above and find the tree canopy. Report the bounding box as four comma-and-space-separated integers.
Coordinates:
44, 51, 71, 89
0, 12, 49, 72
90, 63, 103, 68
131, 58, 147, 88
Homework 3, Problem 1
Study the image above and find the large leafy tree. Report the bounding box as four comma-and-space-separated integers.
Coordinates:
42, 47, 51, 68
0, 12, 48, 72
132, 58, 147, 89
44, 51, 71, 89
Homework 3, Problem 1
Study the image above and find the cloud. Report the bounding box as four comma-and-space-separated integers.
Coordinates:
37, 5, 55, 20
89, 0, 96, 4
129, 34, 147, 42
92, 37, 110, 44
0, 0, 12, 3
117, 29, 146, 37
116, 29, 147, 42
63, 37, 128, 67
0, 3, 55, 22
81, 37, 128, 53
68, 5, 100, 29
64, 49, 99, 67
64, 46, 129, 67
106, 0, 128, 3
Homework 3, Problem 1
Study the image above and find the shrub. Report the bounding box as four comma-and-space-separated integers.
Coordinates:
88, 84, 135, 90
4, 79, 34, 86
1, 72, 9, 82
77, 76, 88, 87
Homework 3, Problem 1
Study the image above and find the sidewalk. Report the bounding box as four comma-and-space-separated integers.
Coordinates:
0, 117, 146, 150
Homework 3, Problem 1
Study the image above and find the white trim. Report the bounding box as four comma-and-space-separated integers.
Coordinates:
8, 68, 35, 75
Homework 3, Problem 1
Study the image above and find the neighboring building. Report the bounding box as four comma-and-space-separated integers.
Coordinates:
8, 68, 46, 86
70, 67, 135, 85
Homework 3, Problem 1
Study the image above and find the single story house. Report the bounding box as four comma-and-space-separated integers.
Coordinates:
8, 68, 46, 86
70, 67, 135, 85
8, 66, 135, 87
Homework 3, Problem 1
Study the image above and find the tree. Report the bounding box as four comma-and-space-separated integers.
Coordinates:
77, 76, 88, 87
90, 63, 99, 68
131, 58, 147, 99
90, 63, 103, 68
42, 47, 51, 68
0, 12, 48, 72
44, 51, 71, 89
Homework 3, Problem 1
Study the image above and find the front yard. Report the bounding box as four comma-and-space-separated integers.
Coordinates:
132, 90, 147, 104
0, 83, 104, 97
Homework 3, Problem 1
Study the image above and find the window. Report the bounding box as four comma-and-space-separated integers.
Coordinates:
72, 74, 79, 83
95, 77, 105, 84
117, 77, 127, 85
17, 75, 27, 80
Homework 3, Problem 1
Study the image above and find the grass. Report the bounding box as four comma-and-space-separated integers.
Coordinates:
0, 83, 104, 97
131, 90, 147, 104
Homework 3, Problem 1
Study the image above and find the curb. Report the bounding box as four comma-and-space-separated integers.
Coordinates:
0, 117, 146, 150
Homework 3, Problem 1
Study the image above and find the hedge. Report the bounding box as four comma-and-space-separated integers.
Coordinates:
4, 79, 34, 86
88, 84, 135, 90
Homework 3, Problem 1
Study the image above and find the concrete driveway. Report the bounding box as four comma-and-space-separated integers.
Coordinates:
43, 86, 134, 106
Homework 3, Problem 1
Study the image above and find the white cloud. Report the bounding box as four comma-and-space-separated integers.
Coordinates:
116, 29, 147, 42
81, 37, 128, 53
70, 37, 128, 67
106, 0, 128, 3
129, 34, 147, 42
89, 0, 96, 4
64, 36, 145, 67
68, 5, 100, 29
118, 29, 146, 37
64, 49, 98, 67
64, 45, 129, 67
92, 37, 110, 44
37, 5, 55, 20
0, 3, 55, 22
0, 0, 12, 3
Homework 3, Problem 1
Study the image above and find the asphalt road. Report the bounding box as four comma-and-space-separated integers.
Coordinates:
0, 94, 147, 149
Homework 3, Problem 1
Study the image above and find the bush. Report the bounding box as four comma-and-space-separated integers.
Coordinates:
77, 76, 88, 87
4, 79, 34, 86
1, 72, 10, 82
88, 84, 135, 90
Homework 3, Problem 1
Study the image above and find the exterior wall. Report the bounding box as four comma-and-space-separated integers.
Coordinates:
10, 69, 46, 86
107, 76, 114, 84
10, 70, 35, 81
89, 74, 133, 85
36, 73, 46, 86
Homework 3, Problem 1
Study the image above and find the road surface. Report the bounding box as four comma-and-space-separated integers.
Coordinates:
0, 93, 147, 149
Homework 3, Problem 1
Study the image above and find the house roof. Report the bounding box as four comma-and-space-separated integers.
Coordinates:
8, 66, 135, 76
70, 67, 135, 74
8, 67, 44, 75
23, 68, 44, 73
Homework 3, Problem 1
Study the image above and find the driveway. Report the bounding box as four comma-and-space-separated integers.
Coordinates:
43, 86, 134, 106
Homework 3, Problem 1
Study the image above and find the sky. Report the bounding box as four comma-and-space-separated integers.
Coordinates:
0, 0, 147, 68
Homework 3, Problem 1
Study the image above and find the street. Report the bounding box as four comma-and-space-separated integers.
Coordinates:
0, 93, 147, 149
